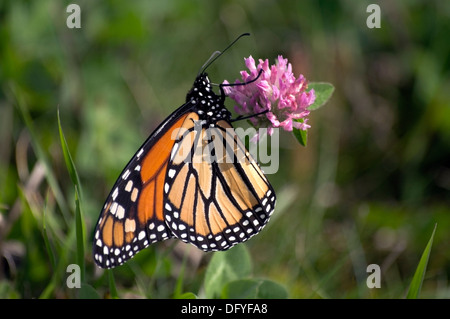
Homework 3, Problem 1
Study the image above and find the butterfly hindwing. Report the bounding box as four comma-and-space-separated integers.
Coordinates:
163, 119, 276, 251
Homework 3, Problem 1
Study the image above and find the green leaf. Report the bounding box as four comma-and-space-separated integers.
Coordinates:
406, 224, 437, 299
292, 118, 308, 146
57, 108, 83, 200
221, 279, 288, 299
292, 82, 334, 146
176, 292, 198, 299
79, 283, 101, 299
307, 82, 334, 111
203, 245, 252, 298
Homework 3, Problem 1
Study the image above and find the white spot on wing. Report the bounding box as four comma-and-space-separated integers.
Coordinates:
125, 218, 136, 232
122, 169, 131, 180
116, 205, 125, 219
131, 187, 139, 202
125, 180, 133, 192
112, 187, 119, 200
170, 143, 179, 160
110, 202, 118, 216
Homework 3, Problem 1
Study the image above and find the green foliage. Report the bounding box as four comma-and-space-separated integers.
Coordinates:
307, 83, 335, 112
58, 111, 86, 282
406, 224, 437, 299
107, 269, 119, 299
204, 245, 252, 298
222, 279, 288, 299
293, 82, 334, 146
204, 245, 287, 299
293, 118, 308, 147
79, 283, 101, 299
177, 292, 198, 299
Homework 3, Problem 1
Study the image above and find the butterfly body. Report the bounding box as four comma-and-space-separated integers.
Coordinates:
93, 71, 276, 269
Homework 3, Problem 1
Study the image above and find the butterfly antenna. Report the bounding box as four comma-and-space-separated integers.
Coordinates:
199, 33, 250, 75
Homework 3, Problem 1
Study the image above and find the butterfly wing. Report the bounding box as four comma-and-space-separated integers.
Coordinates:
164, 119, 276, 251
93, 103, 196, 268
94, 71, 277, 269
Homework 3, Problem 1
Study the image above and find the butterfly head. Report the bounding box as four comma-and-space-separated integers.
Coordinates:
186, 72, 213, 102
186, 72, 231, 124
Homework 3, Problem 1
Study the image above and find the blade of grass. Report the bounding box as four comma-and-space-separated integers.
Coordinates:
406, 223, 437, 299
303, 255, 348, 298
108, 269, 119, 299
57, 108, 83, 200
10, 85, 71, 224
42, 192, 56, 270
75, 185, 85, 282
58, 109, 86, 282
40, 219, 77, 298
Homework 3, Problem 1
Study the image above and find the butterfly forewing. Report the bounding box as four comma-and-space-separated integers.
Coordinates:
93, 109, 193, 268
163, 119, 276, 252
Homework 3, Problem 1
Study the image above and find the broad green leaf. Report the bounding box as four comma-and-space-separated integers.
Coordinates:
293, 82, 334, 146
307, 82, 334, 111
204, 245, 252, 298
221, 279, 288, 299
79, 283, 101, 299
406, 224, 437, 299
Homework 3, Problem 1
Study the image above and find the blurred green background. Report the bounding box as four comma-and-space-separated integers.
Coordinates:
1, 0, 449, 298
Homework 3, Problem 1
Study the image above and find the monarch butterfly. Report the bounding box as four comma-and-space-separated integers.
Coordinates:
93, 34, 276, 269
